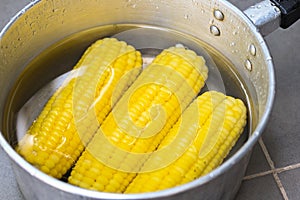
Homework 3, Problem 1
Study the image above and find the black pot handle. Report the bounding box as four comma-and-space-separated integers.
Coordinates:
270, 0, 300, 28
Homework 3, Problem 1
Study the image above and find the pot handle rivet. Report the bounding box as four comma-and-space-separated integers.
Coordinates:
213, 9, 224, 21
210, 25, 220, 36
249, 44, 256, 56
245, 59, 253, 71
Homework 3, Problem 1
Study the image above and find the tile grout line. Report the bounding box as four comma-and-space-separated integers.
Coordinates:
243, 170, 273, 180
258, 138, 289, 200
277, 163, 300, 173
243, 162, 300, 180
273, 173, 289, 200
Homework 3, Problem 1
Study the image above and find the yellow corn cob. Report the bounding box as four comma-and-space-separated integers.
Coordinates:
16, 38, 142, 179
68, 46, 209, 192
125, 91, 247, 193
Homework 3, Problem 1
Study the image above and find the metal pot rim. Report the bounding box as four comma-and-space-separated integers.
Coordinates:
0, 0, 275, 198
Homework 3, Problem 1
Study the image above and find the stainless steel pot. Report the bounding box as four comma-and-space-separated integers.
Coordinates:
0, 0, 299, 199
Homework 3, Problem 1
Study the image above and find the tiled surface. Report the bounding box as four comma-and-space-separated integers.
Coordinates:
279, 168, 300, 200
0, 0, 28, 26
243, 143, 270, 176
235, 175, 283, 200
262, 24, 300, 168
0, 1, 300, 200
